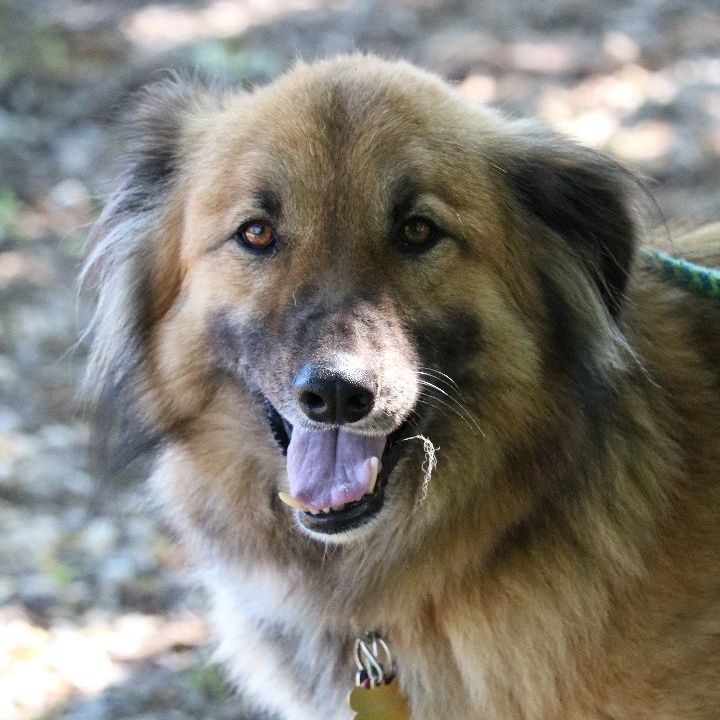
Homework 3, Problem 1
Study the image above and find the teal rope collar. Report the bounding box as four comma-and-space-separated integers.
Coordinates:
642, 249, 720, 299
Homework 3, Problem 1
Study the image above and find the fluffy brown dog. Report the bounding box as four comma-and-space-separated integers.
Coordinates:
84, 55, 720, 719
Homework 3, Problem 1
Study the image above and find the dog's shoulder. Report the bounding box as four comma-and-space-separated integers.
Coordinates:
674, 222, 720, 267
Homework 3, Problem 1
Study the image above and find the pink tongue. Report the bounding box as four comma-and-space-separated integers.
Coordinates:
287, 428, 386, 511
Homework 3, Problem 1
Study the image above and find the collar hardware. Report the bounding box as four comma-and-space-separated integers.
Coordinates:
348, 632, 411, 719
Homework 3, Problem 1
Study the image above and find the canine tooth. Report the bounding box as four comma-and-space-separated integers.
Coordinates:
369, 456, 380, 494
322, 507, 331, 514
278, 492, 309, 512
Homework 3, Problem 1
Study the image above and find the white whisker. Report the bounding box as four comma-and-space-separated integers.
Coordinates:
416, 381, 485, 436
417, 366, 460, 389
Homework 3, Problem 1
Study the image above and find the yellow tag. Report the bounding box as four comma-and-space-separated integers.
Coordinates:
348, 679, 411, 720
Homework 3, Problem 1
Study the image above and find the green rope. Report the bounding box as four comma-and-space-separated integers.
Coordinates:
642, 249, 720, 299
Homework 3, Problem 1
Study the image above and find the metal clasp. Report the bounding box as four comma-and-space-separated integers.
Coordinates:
354, 632, 395, 688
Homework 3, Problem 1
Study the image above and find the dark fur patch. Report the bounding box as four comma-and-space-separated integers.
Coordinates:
115, 75, 199, 214
281, 291, 386, 357
88, 256, 158, 476
213, 292, 400, 381
690, 305, 720, 391
91, 378, 161, 477
413, 306, 485, 376
500, 134, 637, 317
255, 188, 282, 221
537, 270, 614, 444
211, 309, 260, 375
389, 176, 418, 225
487, 495, 583, 571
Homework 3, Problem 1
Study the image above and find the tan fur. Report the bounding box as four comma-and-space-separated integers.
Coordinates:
86, 56, 720, 719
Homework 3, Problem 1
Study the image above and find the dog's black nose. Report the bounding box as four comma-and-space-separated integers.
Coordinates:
293, 362, 375, 424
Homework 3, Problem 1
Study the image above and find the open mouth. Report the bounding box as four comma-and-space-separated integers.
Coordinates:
264, 400, 414, 535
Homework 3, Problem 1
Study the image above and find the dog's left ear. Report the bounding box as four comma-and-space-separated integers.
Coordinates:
496, 130, 638, 317
81, 75, 214, 472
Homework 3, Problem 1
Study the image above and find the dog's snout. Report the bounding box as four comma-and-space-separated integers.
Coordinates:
294, 362, 375, 424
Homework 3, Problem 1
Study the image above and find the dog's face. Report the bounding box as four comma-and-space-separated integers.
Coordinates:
86, 56, 636, 547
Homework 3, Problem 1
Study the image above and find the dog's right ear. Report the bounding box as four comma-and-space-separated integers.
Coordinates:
81, 75, 207, 473
492, 124, 638, 319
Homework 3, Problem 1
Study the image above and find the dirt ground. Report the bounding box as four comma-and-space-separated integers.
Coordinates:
0, 1, 718, 718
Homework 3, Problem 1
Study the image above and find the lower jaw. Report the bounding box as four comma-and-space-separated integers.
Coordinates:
298, 433, 410, 536
298, 487, 386, 535
263, 399, 414, 536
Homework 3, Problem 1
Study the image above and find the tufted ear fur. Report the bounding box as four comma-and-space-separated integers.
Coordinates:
496, 127, 638, 318
80, 75, 210, 473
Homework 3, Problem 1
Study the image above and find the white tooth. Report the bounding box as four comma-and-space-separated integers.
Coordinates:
278, 492, 309, 512
368, 456, 380, 494
322, 507, 331, 514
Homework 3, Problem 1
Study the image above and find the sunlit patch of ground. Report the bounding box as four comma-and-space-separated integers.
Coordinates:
121, 0, 333, 49
0, 609, 207, 720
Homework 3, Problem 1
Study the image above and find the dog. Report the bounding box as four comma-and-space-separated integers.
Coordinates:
83, 55, 720, 719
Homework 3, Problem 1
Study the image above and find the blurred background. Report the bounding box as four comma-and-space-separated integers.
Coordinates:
0, 0, 718, 718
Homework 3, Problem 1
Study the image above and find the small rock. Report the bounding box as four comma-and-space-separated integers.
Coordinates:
603, 31, 640, 64
62, 506, 90, 532
55, 125, 105, 179
16, 455, 93, 500
125, 518, 158, 546
18, 573, 59, 609
0, 406, 22, 433
63, 468, 95, 496
82, 517, 118, 558
0, 576, 15, 603
99, 553, 139, 585
64, 580, 94, 609
39, 423, 87, 449
48, 178, 91, 210
13, 515, 62, 558
0, 355, 18, 384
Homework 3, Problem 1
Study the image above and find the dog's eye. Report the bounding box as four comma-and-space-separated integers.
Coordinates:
399, 217, 439, 253
235, 220, 276, 252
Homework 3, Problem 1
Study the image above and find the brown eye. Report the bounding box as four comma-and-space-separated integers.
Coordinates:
237, 220, 276, 251
399, 216, 438, 252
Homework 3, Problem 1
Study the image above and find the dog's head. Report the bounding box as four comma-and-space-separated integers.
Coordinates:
84, 56, 637, 546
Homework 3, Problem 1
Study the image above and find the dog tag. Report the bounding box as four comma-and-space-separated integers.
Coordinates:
349, 632, 411, 720
348, 678, 411, 719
